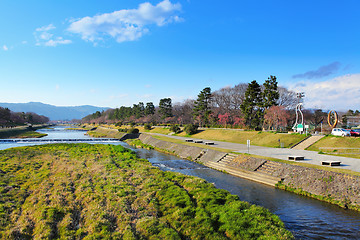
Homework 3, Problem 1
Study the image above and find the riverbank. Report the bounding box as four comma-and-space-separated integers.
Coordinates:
0, 144, 292, 239
134, 134, 360, 211
0, 124, 49, 139
83, 127, 360, 211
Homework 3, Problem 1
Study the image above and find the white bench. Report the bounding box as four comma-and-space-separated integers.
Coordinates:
185, 139, 193, 142
288, 156, 304, 161
205, 142, 215, 145
194, 140, 203, 143
322, 161, 341, 166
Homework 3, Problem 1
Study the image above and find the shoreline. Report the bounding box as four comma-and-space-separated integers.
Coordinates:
87, 126, 360, 211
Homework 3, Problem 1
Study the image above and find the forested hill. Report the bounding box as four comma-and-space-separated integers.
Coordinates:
0, 102, 108, 121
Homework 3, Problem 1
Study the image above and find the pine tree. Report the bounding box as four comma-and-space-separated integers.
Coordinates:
159, 98, 172, 119
263, 75, 279, 109
145, 102, 155, 115
240, 80, 263, 129
193, 87, 212, 126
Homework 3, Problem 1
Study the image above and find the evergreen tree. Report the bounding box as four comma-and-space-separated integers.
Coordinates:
145, 102, 155, 115
193, 87, 212, 126
263, 75, 279, 109
159, 98, 173, 119
240, 80, 263, 129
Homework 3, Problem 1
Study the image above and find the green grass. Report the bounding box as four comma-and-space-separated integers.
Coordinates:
151, 135, 234, 153
0, 128, 47, 139
307, 135, 360, 159
0, 144, 293, 239
87, 127, 127, 139
166, 128, 306, 148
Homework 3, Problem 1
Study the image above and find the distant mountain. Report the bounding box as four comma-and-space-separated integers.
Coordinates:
0, 102, 109, 121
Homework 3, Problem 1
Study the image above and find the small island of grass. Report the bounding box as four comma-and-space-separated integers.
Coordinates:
0, 144, 292, 239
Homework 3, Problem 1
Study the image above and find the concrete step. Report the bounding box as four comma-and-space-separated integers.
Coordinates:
205, 161, 281, 186
292, 135, 324, 150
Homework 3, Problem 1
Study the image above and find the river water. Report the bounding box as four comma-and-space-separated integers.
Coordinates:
1, 126, 360, 239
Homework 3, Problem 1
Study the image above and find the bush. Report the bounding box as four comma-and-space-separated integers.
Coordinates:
184, 124, 198, 135
169, 125, 181, 134
127, 128, 139, 134
144, 123, 152, 130
130, 122, 136, 127
115, 122, 122, 127
118, 128, 128, 132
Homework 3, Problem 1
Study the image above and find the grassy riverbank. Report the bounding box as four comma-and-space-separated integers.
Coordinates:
124, 126, 307, 148
0, 126, 48, 139
0, 144, 292, 239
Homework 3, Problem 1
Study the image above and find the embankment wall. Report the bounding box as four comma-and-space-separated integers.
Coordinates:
137, 134, 360, 210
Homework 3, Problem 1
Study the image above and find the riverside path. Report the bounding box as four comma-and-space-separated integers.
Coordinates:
147, 133, 360, 173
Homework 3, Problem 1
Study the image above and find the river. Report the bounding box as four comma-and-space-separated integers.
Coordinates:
1, 126, 360, 239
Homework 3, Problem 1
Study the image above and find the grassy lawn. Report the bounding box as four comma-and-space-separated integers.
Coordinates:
174, 129, 307, 148
0, 144, 292, 239
151, 135, 234, 153
307, 135, 360, 159
131, 126, 307, 148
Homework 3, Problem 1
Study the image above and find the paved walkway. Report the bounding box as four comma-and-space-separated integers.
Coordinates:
147, 133, 360, 172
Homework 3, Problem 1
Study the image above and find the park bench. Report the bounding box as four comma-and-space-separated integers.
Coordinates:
205, 142, 215, 145
288, 156, 305, 161
321, 161, 341, 166
185, 139, 193, 142
194, 140, 203, 143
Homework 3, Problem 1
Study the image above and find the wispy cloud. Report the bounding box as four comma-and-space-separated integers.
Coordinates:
289, 74, 360, 110
67, 0, 182, 43
2, 45, 8, 51
292, 62, 341, 79
35, 24, 72, 47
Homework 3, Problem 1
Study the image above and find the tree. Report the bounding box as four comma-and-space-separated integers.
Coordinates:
263, 75, 279, 109
277, 87, 297, 110
159, 98, 173, 119
193, 87, 212, 126
145, 102, 155, 115
240, 80, 263, 129
264, 106, 290, 131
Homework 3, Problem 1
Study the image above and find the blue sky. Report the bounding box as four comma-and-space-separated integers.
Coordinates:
1, 0, 359, 110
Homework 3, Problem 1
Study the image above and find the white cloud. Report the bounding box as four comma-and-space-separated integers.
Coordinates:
36, 24, 56, 32
289, 74, 360, 110
67, 0, 182, 43
2, 45, 8, 51
35, 24, 72, 47
44, 37, 72, 47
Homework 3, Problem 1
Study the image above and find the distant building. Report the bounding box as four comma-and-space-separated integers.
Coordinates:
347, 116, 360, 128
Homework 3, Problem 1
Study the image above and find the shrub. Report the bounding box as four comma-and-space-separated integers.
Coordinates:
184, 124, 198, 135
118, 128, 128, 132
115, 122, 122, 127
169, 125, 181, 134
127, 128, 139, 134
144, 124, 152, 130
130, 122, 136, 127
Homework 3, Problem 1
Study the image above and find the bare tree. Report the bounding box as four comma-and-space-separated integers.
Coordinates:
213, 83, 247, 114
277, 87, 297, 110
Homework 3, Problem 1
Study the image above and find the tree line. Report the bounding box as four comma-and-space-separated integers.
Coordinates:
0, 107, 49, 128
82, 76, 304, 130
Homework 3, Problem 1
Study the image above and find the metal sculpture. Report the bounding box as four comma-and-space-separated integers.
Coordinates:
292, 103, 304, 133
327, 110, 338, 129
